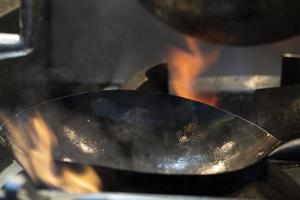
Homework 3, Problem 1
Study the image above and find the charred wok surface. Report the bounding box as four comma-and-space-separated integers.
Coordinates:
1, 90, 278, 176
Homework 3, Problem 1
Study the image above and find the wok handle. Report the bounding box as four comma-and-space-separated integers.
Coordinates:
0, 0, 33, 60
268, 138, 300, 163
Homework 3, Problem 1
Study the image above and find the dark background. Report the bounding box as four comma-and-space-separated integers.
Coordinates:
49, 0, 300, 83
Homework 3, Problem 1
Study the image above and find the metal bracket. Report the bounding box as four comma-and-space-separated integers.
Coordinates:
0, 0, 33, 60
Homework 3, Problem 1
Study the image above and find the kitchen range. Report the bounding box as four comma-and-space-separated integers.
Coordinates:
0, 0, 300, 199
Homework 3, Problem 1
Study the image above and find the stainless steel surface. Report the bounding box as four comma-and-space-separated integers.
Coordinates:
181, 75, 280, 92
0, 161, 22, 188
0, 191, 229, 200
0, 0, 36, 60
37, 192, 228, 200
1, 90, 279, 175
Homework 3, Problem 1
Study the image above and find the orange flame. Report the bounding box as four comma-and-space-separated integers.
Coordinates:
168, 36, 219, 106
4, 113, 101, 193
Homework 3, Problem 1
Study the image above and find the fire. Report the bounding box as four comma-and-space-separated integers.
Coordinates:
3, 113, 101, 193
168, 36, 219, 106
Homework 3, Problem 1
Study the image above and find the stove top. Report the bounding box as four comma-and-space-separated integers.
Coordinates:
1, 0, 300, 198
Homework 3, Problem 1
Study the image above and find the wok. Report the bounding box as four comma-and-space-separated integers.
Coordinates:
139, 0, 300, 45
0, 90, 299, 195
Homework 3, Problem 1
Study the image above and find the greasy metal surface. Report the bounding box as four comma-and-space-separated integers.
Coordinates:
139, 0, 300, 45
253, 85, 300, 142
122, 63, 169, 93
1, 90, 279, 175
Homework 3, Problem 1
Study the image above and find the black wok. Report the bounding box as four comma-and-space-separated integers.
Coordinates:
139, 0, 300, 45
0, 90, 299, 196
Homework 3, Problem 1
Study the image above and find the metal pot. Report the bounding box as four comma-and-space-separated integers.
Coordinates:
139, 0, 300, 45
